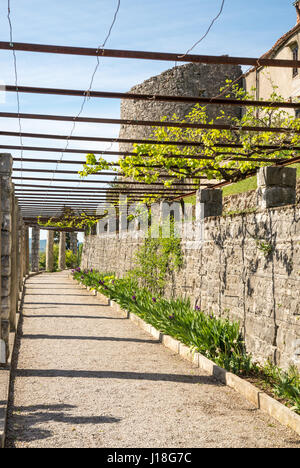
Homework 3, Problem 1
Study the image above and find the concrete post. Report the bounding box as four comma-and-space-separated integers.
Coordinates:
10, 194, 18, 331
31, 226, 40, 272
18, 215, 24, 294
0, 153, 13, 361
119, 196, 128, 236
24, 227, 30, 275
59, 232, 66, 270
70, 232, 78, 255
196, 188, 223, 218
46, 230, 54, 272
257, 166, 297, 209
21, 224, 27, 280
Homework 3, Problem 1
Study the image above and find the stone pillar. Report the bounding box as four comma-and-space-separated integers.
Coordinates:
70, 232, 78, 254
257, 166, 297, 209
46, 230, 54, 272
18, 216, 24, 293
59, 232, 66, 270
31, 226, 40, 272
21, 224, 27, 280
24, 227, 30, 275
196, 188, 223, 218
107, 215, 118, 234
0, 153, 13, 361
10, 194, 18, 331
119, 196, 128, 235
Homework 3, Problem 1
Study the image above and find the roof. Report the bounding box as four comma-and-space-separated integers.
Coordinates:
246, 22, 300, 76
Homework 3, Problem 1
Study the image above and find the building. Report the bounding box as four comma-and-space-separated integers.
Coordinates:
245, 1, 300, 117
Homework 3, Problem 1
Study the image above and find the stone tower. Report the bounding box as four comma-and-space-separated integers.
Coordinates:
119, 62, 243, 154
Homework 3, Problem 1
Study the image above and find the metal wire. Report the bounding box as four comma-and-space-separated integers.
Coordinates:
179, 0, 226, 58
43, 0, 121, 217
7, 0, 23, 188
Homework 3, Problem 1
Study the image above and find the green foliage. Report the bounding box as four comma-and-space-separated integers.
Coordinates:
80, 82, 300, 193
256, 239, 273, 257
65, 250, 78, 269
260, 361, 300, 414
132, 221, 183, 295
72, 268, 250, 374
39, 244, 79, 271
38, 207, 99, 233
39, 251, 46, 270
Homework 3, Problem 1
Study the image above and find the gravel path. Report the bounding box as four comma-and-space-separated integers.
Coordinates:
5, 271, 300, 448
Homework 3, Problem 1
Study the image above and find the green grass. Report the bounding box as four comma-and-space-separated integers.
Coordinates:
223, 163, 300, 198
180, 164, 300, 202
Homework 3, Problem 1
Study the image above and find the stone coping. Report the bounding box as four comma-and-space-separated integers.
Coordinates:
70, 275, 300, 437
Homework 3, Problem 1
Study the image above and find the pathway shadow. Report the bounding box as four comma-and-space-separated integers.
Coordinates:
22, 333, 159, 344
22, 314, 126, 320
24, 302, 108, 307
6, 403, 120, 447
26, 294, 92, 297
15, 368, 217, 385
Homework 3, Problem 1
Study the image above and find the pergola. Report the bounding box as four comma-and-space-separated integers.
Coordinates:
0, 40, 299, 230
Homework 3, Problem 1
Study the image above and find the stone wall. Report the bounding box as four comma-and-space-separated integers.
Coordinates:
0, 154, 29, 364
81, 172, 300, 370
119, 62, 242, 154
222, 179, 300, 214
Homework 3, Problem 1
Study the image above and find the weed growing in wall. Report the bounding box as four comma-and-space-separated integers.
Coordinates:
131, 220, 183, 295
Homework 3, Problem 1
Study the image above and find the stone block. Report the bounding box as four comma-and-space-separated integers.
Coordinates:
197, 188, 222, 217
1, 276, 11, 297
150, 326, 162, 341
259, 186, 296, 209
1, 256, 11, 276
0, 311, 10, 339
257, 166, 296, 188
162, 335, 180, 353
257, 167, 297, 209
1, 233, 11, 256
1, 213, 11, 232
0, 154, 13, 175
179, 343, 194, 362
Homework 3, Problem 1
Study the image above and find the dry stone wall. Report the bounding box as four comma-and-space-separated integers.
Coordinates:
81, 190, 300, 370
0, 154, 29, 363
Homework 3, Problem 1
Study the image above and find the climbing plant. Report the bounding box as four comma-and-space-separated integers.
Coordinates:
79, 82, 300, 191
38, 207, 100, 234
130, 218, 183, 295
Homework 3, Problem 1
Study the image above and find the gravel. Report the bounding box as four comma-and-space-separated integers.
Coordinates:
5, 271, 300, 448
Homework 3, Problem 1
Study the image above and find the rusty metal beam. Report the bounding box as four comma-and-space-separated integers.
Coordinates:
0, 41, 300, 68
1, 112, 299, 134
5, 84, 300, 109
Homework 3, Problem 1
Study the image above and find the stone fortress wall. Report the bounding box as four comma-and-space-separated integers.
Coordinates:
119, 62, 242, 153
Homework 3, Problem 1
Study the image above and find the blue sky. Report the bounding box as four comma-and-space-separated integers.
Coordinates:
0, 0, 298, 239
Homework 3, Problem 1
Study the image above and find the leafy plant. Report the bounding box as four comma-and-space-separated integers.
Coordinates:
80, 82, 300, 195
131, 219, 183, 295
256, 239, 273, 257
72, 268, 300, 414
38, 207, 100, 234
